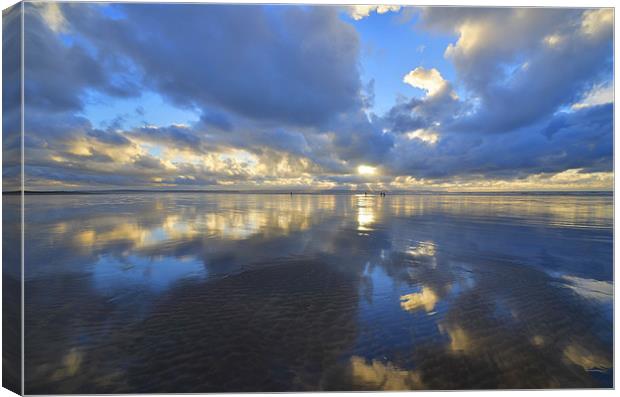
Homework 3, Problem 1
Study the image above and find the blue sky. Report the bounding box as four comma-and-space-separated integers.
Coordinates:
354, 10, 458, 115
6, 4, 613, 190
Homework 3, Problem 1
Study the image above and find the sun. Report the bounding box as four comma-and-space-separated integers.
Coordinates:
357, 165, 377, 176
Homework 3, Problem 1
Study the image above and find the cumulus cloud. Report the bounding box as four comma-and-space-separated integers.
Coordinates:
403, 67, 451, 97
419, 8, 613, 134
18, 5, 613, 191
386, 103, 612, 182
59, 4, 362, 127
346, 5, 401, 21
24, 4, 140, 113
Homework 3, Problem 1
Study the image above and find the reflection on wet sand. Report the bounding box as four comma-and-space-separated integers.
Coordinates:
51, 349, 83, 381
563, 344, 612, 371
21, 193, 613, 392
349, 356, 425, 390
400, 287, 439, 313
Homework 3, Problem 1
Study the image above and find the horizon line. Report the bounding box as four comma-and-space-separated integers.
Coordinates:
2, 189, 613, 195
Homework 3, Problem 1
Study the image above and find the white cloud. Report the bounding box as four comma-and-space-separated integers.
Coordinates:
572, 83, 613, 110
580, 8, 613, 38
405, 129, 439, 145
543, 34, 564, 48
34, 3, 68, 33
418, 8, 612, 135
347, 5, 401, 21
403, 67, 449, 97
444, 20, 491, 59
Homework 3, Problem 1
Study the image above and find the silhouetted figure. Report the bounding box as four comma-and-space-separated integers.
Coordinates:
365, 192, 367, 196
290, 192, 293, 196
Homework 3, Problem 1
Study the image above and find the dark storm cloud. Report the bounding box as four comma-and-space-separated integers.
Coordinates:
328, 112, 395, 164
25, 165, 143, 186
3, 4, 22, 190
23, 4, 140, 113
383, 98, 426, 133
20, 4, 613, 189
387, 104, 613, 179
87, 129, 131, 146
59, 4, 362, 127
132, 125, 204, 149
200, 109, 234, 132
382, 86, 465, 135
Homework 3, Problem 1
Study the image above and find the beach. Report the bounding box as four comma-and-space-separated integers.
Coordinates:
17, 192, 613, 392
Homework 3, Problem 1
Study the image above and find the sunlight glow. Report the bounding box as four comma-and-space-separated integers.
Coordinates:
357, 165, 377, 176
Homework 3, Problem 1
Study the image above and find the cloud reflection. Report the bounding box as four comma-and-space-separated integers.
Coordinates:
349, 356, 425, 390
400, 287, 439, 313
563, 344, 612, 371
21, 192, 613, 392
561, 275, 613, 302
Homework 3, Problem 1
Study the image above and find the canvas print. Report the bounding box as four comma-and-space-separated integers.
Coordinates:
2, 2, 614, 394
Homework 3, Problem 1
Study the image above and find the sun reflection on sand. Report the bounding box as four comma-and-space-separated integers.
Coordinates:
356, 195, 378, 231
357, 209, 375, 231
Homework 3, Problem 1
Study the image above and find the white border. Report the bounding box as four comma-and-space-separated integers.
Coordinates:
0, 1, 616, 397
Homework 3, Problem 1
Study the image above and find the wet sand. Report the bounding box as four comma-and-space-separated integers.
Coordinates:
19, 193, 613, 392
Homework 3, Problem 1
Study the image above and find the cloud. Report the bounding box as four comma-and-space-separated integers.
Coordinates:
580, 8, 613, 38
382, 79, 463, 136
33, 2, 68, 33
18, 5, 613, 191
385, 103, 612, 182
324, 110, 395, 165
571, 82, 613, 110
3, 4, 22, 190
403, 67, 450, 97
60, 4, 362, 128
24, 4, 140, 113
420, 8, 613, 133
346, 5, 401, 21
200, 108, 233, 132
405, 129, 439, 145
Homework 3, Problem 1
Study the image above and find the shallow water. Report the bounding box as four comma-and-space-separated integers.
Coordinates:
17, 192, 612, 392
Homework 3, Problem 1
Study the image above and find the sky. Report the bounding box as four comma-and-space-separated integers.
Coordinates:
4, 3, 614, 191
